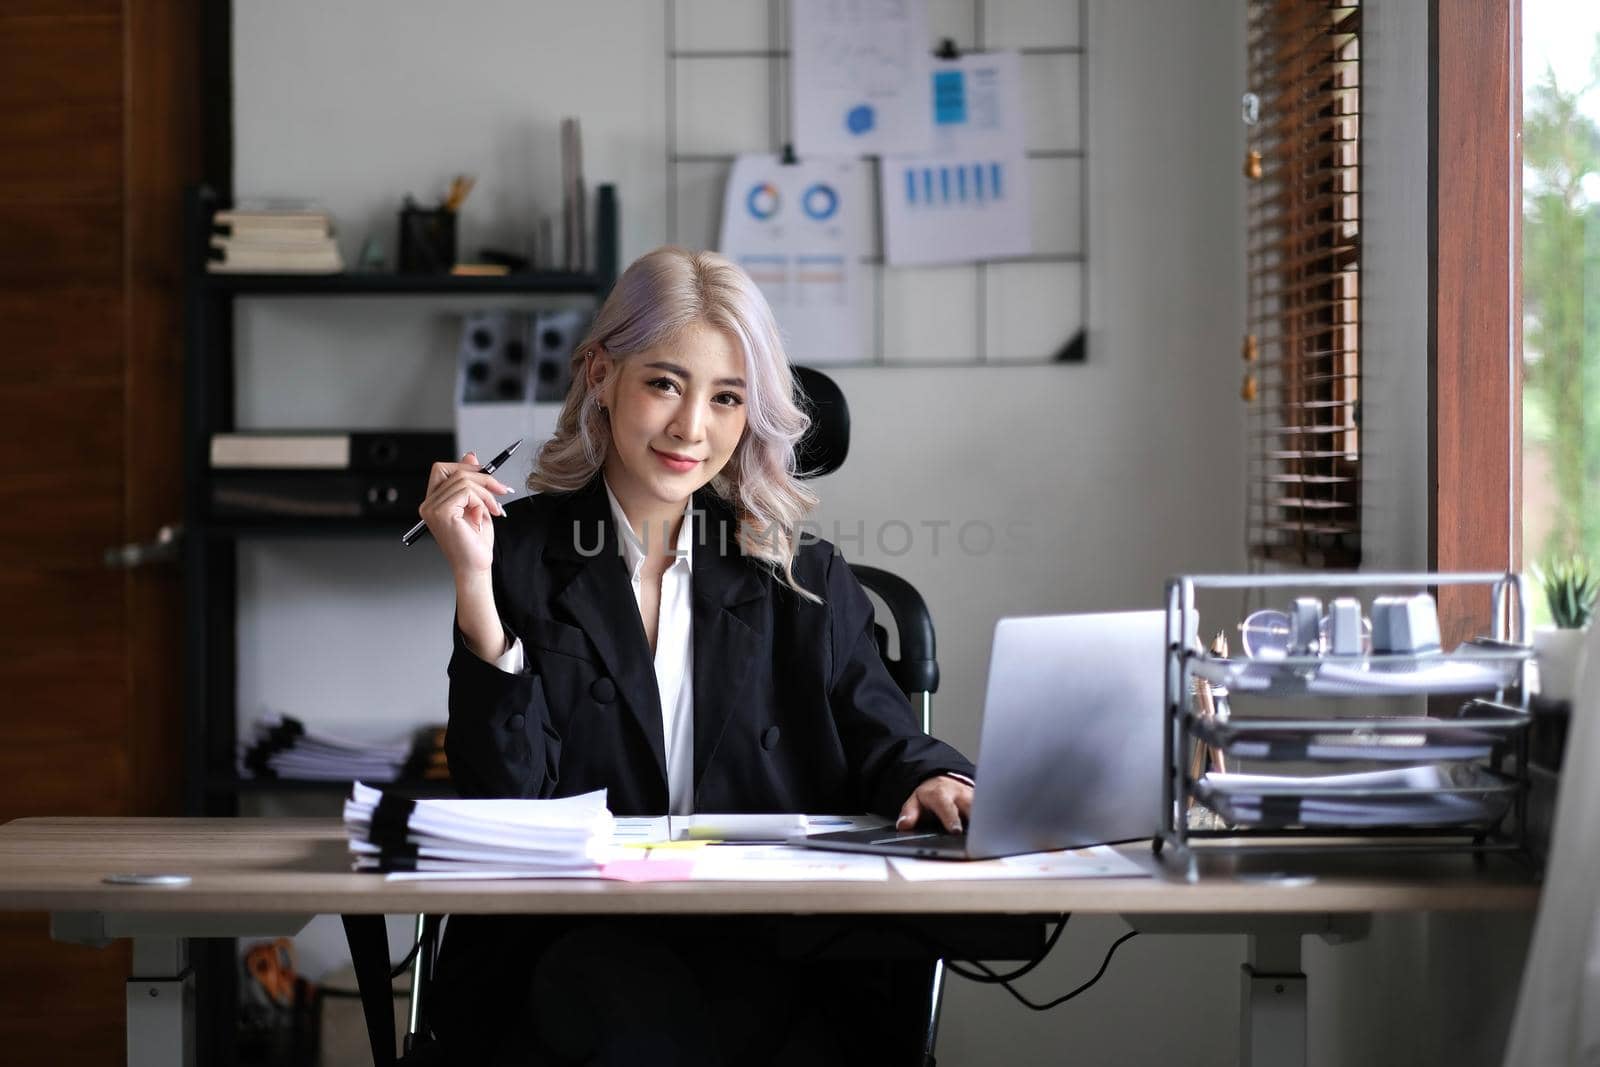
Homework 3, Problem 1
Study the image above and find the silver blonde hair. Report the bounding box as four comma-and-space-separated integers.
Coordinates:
529, 246, 821, 600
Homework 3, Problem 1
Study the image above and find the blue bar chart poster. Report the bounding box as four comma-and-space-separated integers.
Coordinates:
880, 50, 1033, 266
790, 0, 935, 158
718, 154, 867, 365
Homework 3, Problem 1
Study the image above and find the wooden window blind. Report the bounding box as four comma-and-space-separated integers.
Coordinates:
1242, 0, 1361, 567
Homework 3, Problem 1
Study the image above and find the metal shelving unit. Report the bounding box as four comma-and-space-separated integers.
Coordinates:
180, 184, 619, 815
1159, 571, 1535, 878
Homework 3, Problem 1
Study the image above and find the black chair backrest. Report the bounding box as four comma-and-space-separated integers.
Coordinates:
851, 564, 940, 695
792, 365, 850, 478
792, 367, 937, 697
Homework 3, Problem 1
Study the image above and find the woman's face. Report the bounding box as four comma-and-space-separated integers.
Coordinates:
591, 320, 748, 513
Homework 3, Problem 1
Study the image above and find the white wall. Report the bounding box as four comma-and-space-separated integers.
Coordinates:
227, 3, 1530, 1065
231, 0, 1245, 768
1359, 0, 1431, 576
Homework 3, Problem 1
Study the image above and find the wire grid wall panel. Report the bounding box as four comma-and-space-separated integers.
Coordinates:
1242, 0, 1360, 566
666, 0, 1088, 366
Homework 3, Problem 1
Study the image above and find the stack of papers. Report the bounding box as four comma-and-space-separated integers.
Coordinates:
1194, 717, 1500, 762
1196, 655, 1518, 696
241, 715, 413, 781
1195, 764, 1515, 828
344, 782, 614, 874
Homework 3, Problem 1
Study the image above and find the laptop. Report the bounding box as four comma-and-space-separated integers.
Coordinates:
800, 610, 1169, 860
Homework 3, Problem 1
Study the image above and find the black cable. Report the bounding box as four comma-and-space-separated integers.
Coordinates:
940, 915, 1069, 984
953, 930, 1140, 1012
794, 914, 1069, 979
389, 935, 423, 980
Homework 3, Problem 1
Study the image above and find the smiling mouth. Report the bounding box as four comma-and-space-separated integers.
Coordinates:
653, 448, 702, 469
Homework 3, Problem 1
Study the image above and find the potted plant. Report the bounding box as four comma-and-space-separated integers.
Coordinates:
1532, 557, 1598, 703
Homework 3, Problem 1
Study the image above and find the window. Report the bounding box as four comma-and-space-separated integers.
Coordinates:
1522, 6, 1600, 608
1243, 0, 1362, 567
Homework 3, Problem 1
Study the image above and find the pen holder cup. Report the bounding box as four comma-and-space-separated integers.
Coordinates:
399, 207, 456, 274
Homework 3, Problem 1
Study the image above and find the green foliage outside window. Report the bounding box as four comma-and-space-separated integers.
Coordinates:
1524, 37, 1600, 624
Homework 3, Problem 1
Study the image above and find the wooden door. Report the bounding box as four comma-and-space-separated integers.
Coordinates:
0, 1, 198, 1060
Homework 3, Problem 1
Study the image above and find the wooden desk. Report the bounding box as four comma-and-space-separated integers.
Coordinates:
0, 818, 1540, 1066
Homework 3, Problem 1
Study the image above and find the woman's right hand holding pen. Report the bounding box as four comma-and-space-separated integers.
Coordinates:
420, 451, 513, 576
420, 452, 514, 660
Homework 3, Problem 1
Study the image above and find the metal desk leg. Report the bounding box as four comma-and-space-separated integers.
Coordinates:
1239, 932, 1305, 1067
128, 938, 194, 1067
53, 912, 310, 1067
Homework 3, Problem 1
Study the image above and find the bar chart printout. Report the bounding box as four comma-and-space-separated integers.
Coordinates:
881, 50, 1033, 266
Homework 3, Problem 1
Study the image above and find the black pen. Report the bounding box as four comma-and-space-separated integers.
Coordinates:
402, 438, 523, 547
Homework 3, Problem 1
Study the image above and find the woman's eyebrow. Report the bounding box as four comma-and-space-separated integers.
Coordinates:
643, 360, 745, 388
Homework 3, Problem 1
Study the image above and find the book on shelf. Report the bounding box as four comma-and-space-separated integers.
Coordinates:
211, 224, 331, 245
207, 234, 343, 274
207, 203, 340, 273
212, 206, 332, 234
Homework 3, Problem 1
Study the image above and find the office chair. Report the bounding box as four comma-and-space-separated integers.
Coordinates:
343, 366, 948, 1066
789, 366, 948, 1065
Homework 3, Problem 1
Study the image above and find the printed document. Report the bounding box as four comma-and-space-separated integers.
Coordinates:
719, 154, 867, 364
791, 0, 934, 157
880, 50, 1033, 266
888, 846, 1149, 881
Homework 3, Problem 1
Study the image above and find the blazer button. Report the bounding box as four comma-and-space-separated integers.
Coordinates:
590, 678, 617, 703
761, 726, 780, 751
506, 713, 526, 731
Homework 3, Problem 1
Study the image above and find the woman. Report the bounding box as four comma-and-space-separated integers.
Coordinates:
418, 247, 975, 1065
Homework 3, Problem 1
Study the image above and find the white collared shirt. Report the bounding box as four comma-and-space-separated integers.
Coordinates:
495, 481, 697, 814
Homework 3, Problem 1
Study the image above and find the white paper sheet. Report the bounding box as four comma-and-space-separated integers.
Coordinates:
612, 816, 672, 844
681, 844, 888, 881
384, 869, 606, 882
880, 50, 1033, 266
610, 814, 885, 845
889, 846, 1150, 882
719, 154, 866, 364
790, 0, 934, 157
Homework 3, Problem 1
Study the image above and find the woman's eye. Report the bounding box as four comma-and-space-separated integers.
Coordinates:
714, 392, 745, 407
647, 377, 681, 394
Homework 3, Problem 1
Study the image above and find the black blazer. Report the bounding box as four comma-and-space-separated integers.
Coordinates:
446, 475, 974, 817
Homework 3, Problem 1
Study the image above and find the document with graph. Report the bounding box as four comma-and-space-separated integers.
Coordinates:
790, 0, 934, 157
881, 50, 1032, 266
719, 153, 867, 364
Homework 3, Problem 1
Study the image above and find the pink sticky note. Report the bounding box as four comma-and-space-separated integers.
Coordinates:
600, 859, 696, 883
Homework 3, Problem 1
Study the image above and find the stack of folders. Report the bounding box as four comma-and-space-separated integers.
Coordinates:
208, 431, 451, 521
208, 206, 343, 274
241, 715, 412, 782
344, 782, 614, 874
